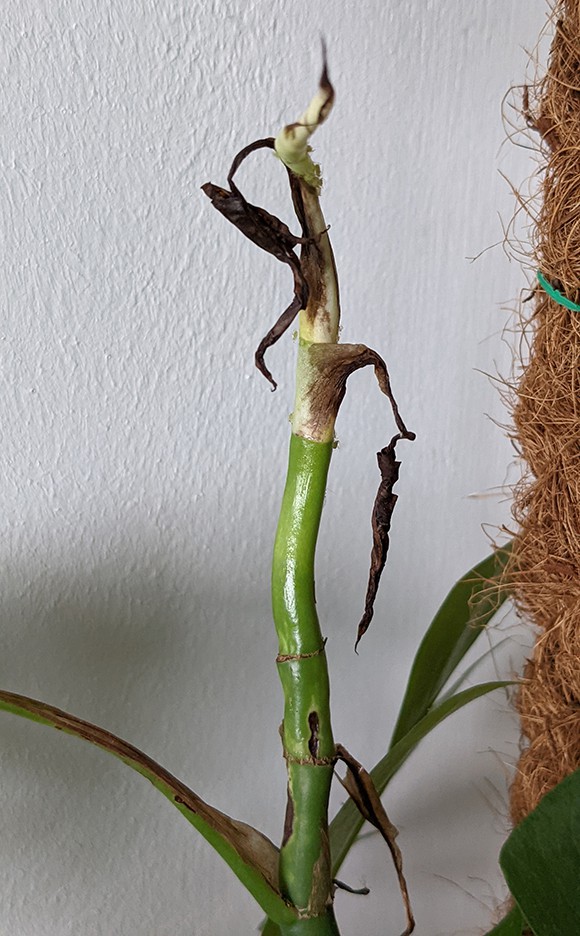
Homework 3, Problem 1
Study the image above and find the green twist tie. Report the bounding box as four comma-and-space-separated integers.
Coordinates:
537, 271, 580, 312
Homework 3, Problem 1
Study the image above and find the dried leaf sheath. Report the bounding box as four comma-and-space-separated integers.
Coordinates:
291, 341, 414, 646
335, 744, 415, 935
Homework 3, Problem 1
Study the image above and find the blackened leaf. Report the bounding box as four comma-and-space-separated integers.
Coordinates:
355, 434, 402, 650
335, 744, 415, 936
202, 138, 311, 390
207, 137, 308, 255
202, 178, 306, 258
254, 269, 308, 390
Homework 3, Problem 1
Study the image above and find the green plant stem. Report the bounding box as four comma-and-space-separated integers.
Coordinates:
273, 433, 338, 932
280, 908, 341, 936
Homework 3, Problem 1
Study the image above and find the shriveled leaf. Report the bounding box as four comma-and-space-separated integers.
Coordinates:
0, 689, 298, 927
500, 768, 580, 936
390, 544, 513, 747
330, 681, 511, 875
335, 744, 414, 935
202, 138, 310, 391
484, 905, 528, 935
356, 436, 404, 648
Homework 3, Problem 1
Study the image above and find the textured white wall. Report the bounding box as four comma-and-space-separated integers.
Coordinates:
0, 2, 547, 934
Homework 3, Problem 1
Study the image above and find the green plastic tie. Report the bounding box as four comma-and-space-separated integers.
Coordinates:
537, 270, 580, 312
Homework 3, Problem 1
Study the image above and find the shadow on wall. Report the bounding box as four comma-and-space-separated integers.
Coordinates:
0, 525, 283, 934
0, 520, 278, 773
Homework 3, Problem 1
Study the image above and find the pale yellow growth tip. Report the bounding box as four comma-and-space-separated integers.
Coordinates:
274, 52, 334, 193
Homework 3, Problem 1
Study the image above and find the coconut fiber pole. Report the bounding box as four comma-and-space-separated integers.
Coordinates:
509, 1, 580, 825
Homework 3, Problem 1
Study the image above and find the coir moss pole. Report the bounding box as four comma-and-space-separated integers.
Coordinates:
509, 1, 580, 825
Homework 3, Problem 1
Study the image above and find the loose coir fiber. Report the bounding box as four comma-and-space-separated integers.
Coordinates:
509, 0, 580, 825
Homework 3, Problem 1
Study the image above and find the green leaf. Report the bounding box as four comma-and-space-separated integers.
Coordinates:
500, 768, 580, 936
330, 681, 511, 875
484, 904, 527, 935
260, 919, 282, 936
390, 543, 512, 748
0, 689, 298, 928
438, 635, 513, 704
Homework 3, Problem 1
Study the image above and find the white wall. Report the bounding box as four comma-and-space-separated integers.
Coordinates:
0, 2, 547, 934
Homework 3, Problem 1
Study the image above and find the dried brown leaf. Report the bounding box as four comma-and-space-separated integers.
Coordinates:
202, 140, 313, 389
335, 744, 415, 936
355, 434, 403, 650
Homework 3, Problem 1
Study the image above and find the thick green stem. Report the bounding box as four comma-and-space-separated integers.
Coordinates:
269, 59, 342, 936
273, 434, 338, 928
280, 907, 341, 936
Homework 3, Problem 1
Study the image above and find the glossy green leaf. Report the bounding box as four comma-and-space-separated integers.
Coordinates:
500, 768, 580, 936
484, 904, 527, 935
0, 689, 298, 928
330, 681, 511, 875
390, 544, 512, 748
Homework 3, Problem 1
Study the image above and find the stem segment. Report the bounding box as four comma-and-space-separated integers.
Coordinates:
271, 59, 342, 935
273, 434, 336, 930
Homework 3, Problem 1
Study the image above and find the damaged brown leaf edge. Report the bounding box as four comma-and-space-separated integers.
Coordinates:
0, 689, 297, 927
335, 744, 415, 936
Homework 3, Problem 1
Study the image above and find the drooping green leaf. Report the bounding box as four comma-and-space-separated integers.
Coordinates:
484, 904, 527, 935
500, 768, 580, 936
330, 681, 511, 875
438, 635, 513, 704
390, 543, 512, 748
0, 689, 298, 928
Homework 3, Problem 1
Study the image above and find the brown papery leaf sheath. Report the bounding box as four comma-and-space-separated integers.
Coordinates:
298, 342, 414, 647
335, 744, 415, 936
